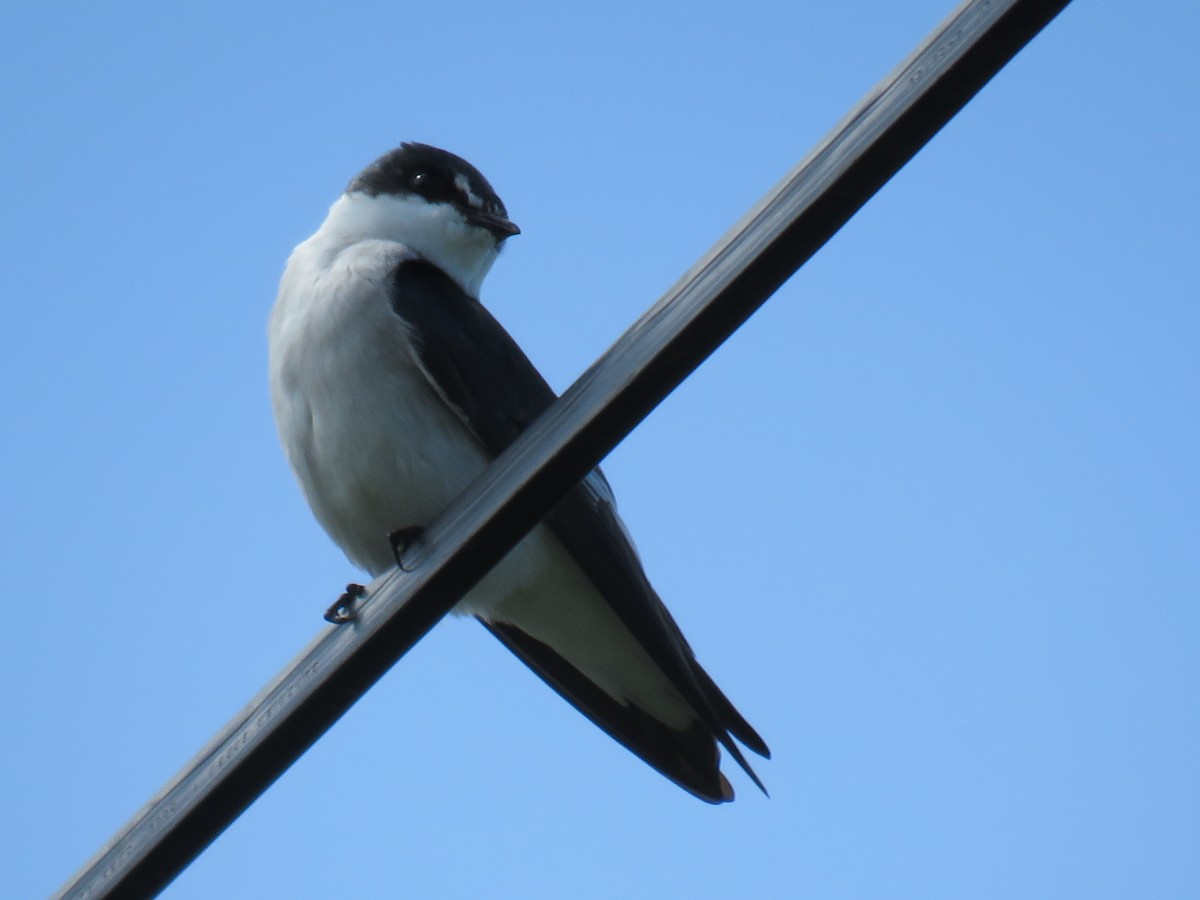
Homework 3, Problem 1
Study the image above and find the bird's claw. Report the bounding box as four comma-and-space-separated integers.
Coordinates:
324, 583, 367, 624
388, 525, 426, 572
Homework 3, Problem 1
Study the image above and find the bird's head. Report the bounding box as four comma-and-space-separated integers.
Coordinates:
323, 142, 519, 296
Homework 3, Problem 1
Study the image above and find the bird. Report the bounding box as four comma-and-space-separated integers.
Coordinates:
268, 142, 768, 802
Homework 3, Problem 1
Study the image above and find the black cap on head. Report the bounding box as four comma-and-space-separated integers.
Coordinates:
347, 143, 517, 238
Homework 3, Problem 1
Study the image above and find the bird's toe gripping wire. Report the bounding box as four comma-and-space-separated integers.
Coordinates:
388, 525, 427, 572
324, 583, 367, 624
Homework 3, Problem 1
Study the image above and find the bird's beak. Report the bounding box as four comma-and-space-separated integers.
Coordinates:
465, 208, 521, 240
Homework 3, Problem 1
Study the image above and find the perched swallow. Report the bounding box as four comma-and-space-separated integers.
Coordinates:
269, 143, 768, 801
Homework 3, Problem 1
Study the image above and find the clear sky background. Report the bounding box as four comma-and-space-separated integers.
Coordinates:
2, 2, 1197, 897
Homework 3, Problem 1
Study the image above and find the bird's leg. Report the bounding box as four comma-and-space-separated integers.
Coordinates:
324, 582, 367, 624
388, 525, 427, 572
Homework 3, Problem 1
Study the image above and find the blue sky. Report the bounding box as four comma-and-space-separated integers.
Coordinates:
2, 1, 1197, 897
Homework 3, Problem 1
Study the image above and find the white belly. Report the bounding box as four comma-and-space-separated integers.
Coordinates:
269, 240, 548, 614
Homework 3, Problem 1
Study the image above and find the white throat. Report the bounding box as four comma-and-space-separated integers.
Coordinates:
313, 191, 501, 297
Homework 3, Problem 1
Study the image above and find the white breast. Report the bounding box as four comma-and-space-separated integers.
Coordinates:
270, 235, 492, 577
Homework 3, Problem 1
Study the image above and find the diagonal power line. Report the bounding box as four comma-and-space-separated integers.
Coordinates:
58, 1, 1073, 896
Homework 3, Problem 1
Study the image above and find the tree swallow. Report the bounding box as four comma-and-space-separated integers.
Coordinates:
268, 142, 768, 802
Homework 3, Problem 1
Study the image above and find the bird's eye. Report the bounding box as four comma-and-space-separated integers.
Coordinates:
407, 168, 454, 203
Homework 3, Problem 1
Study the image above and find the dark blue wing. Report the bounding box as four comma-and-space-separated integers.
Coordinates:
389, 259, 768, 799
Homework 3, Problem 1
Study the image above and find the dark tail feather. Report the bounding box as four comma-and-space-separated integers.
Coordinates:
695, 664, 771, 759
481, 618, 736, 803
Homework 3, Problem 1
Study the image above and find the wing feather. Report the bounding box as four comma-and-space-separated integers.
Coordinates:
388, 259, 768, 795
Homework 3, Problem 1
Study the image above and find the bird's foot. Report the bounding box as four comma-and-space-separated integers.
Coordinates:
388, 525, 426, 572
324, 583, 367, 624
